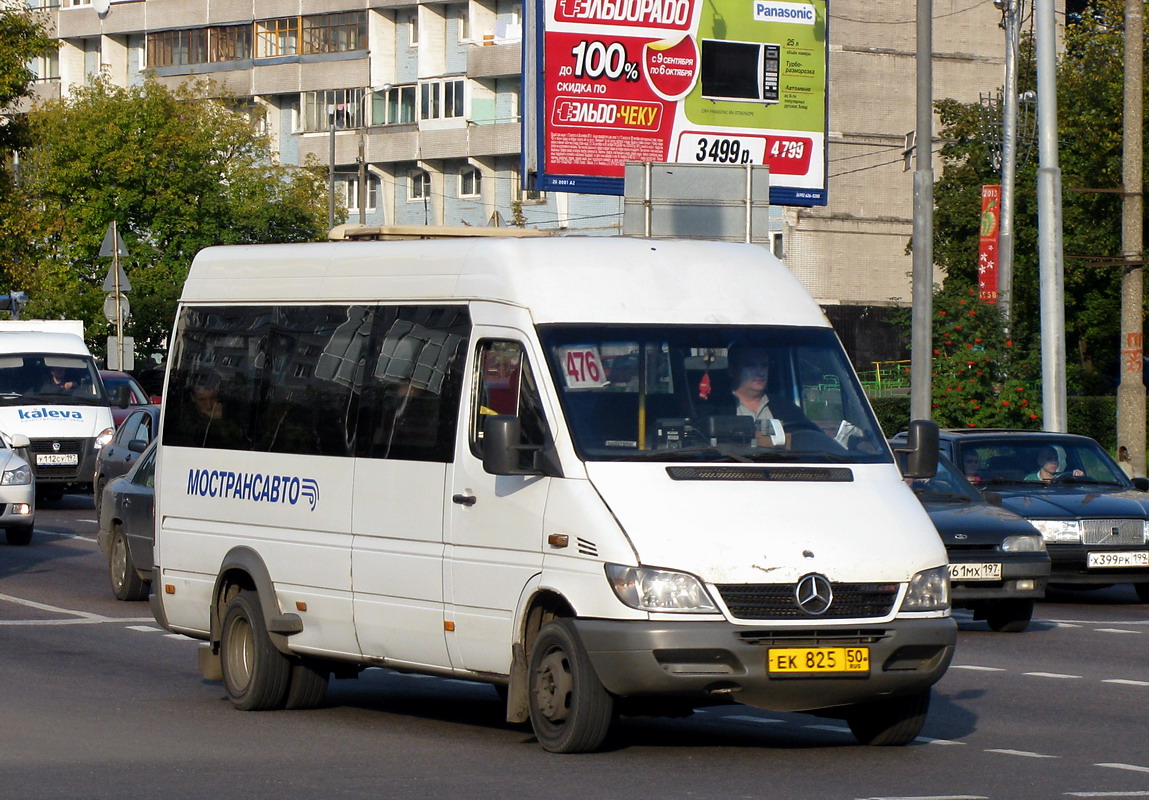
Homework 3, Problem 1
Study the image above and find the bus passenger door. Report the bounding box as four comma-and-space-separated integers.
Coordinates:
446, 336, 549, 675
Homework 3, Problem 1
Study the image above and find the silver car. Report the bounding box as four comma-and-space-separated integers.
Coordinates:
0, 433, 36, 545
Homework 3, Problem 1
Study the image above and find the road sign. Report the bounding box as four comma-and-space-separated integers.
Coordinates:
103, 293, 130, 323
106, 336, 135, 371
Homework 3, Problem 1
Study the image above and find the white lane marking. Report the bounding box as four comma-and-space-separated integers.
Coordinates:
856, 796, 987, 800
1095, 628, 1141, 635
1102, 678, 1149, 686
1047, 621, 1083, 628
1067, 792, 1149, 797
1094, 763, 1149, 774
127, 625, 162, 632
985, 748, 1058, 759
950, 665, 1007, 672
1023, 672, 1082, 679
915, 737, 966, 745
1046, 618, 1149, 627
34, 530, 97, 544
163, 633, 196, 641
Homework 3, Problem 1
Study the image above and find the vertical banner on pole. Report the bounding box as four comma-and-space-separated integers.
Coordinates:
978, 184, 1001, 303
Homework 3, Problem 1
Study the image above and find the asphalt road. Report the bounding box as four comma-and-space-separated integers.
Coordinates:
2, 495, 1148, 800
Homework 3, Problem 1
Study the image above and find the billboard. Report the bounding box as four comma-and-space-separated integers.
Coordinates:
524, 0, 829, 205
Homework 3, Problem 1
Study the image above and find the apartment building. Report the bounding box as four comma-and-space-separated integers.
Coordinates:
18, 0, 1020, 338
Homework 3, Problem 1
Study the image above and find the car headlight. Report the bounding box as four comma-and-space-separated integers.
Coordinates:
94, 426, 115, 450
1030, 519, 1083, 544
899, 566, 950, 612
1001, 534, 1046, 552
0, 465, 31, 486
606, 564, 718, 613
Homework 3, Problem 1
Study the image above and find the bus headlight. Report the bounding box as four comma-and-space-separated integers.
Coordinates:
900, 566, 950, 612
94, 426, 115, 450
606, 564, 718, 612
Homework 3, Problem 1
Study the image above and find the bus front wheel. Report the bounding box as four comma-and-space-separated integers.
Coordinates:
220, 590, 291, 711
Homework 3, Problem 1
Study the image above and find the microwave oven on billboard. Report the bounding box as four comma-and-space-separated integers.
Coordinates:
700, 39, 780, 104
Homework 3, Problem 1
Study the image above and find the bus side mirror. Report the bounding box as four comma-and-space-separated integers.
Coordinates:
896, 419, 939, 479
482, 415, 542, 476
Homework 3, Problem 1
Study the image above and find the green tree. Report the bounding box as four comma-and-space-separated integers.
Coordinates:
0, 7, 55, 159
11, 76, 330, 355
931, 0, 1147, 395
928, 283, 1042, 428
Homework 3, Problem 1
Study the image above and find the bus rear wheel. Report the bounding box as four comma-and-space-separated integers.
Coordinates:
220, 591, 290, 711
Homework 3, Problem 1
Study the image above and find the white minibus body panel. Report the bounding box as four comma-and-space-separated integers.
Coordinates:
153, 236, 954, 752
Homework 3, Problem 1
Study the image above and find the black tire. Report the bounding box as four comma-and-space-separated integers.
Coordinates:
985, 598, 1034, 633
846, 690, 930, 746
5, 526, 32, 546
219, 591, 291, 711
109, 527, 149, 601
528, 619, 615, 753
93, 476, 106, 517
1135, 583, 1149, 603
284, 659, 329, 710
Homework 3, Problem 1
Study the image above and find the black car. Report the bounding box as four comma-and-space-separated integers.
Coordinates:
97, 440, 156, 601
898, 429, 1149, 602
902, 453, 1050, 632
93, 404, 160, 516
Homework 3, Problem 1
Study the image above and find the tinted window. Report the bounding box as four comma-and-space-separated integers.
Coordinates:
163, 304, 469, 462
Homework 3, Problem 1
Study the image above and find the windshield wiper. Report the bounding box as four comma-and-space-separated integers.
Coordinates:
914, 489, 971, 503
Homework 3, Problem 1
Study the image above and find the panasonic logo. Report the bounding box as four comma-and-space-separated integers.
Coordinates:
187, 468, 320, 511
753, 1, 816, 24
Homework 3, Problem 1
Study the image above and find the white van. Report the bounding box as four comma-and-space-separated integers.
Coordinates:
151, 236, 954, 752
0, 328, 115, 499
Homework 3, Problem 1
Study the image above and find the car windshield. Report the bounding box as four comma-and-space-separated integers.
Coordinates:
906, 455, 980, 502
0, 353, 107, 405
538, 325, 891, 464
954, 437, 1129, 487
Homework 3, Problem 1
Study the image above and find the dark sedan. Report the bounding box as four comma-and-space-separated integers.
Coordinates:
902, 453, 1050, 632
97, 440, 155, 601
899, 429, 1149, 602
93, 404, 160, 516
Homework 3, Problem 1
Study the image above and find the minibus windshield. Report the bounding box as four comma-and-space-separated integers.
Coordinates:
0, 353, 107, 406
538, 325, 891, 464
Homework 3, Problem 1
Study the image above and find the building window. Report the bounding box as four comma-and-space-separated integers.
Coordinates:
31, 52, 59, 81
370, 85, 417, 125
343, 176, 379, 212
302, 12, 366, 54
452, 4, 471, 41
302, 88, 365, 132
409, 169, 430, 201
459, 167, 481, 198
516, 171, 546, 204
409, 13, 419, 46
256, 17, 299, 57
147, 29, 208, 67
420, 78, 465, 121
210, 25, 252, 62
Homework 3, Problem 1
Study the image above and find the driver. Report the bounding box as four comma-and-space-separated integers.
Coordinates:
1025, 446, 1083, 482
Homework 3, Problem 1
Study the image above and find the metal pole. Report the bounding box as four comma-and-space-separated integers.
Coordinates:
997, 0, 1019, 324
1117, 0, 1145, 474
910, 0, 935, 422
1035, 0, 1067, 432
358, 134, 367, 226
112, 221, 124, 370
328, 109, 336, 230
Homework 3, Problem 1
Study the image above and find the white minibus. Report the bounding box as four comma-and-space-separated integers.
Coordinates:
0, 328, 114, 500
151, 235, 954, 752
